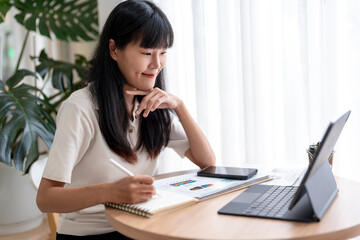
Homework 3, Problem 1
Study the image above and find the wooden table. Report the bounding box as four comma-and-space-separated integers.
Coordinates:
106, 170, 360, 240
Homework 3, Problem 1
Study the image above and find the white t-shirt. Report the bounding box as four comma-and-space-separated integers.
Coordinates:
42, 86, 190, 236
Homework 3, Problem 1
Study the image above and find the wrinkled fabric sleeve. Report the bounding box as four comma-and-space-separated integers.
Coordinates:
42, 102, 94, 184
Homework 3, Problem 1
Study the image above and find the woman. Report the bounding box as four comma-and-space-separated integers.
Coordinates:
36, 0, 215, 239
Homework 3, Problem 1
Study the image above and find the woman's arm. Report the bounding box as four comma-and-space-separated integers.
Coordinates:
128, 88, 216, 168
175, 100, 215, 168
36, 175, 155, 213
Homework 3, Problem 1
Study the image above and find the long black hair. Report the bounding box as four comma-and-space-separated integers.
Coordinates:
87, 0, 174, 163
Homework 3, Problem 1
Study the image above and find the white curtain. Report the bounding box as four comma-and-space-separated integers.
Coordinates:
154, 0, 360, 183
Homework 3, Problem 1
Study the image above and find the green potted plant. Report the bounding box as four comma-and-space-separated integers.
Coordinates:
0, 0, 98, 234
0, 0, 98, 173
306, 141, 334, 168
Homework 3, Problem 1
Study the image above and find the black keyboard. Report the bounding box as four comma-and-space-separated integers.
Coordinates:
243, 186, 298, 218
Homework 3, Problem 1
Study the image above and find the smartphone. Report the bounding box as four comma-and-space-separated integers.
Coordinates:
197, 166, 258, 180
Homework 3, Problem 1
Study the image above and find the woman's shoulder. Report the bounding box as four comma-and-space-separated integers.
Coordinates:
61, 86, 95, 113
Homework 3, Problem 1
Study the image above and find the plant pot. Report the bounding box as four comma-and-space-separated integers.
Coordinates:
307, 149, 334, 169
0, 163, 44, 235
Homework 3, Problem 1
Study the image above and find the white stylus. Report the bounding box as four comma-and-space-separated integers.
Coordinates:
109, 158, 160, 197
110, 158, 134, 176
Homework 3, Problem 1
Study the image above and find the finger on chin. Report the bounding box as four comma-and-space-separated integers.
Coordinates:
125, 90, 150, 96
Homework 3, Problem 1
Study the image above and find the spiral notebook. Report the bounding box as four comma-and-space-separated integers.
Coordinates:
105, 189, 198, 218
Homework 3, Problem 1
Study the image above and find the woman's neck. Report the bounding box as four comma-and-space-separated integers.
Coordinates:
123, 84, 136, 119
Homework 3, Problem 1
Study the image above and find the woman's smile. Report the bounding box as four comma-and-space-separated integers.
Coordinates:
142, 72, 156, 78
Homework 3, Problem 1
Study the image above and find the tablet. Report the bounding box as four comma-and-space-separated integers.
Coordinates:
197, 166, 258, 180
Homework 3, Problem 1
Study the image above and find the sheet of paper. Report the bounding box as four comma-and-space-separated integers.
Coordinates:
261, 167, 306, 186
154, 172, 270, 199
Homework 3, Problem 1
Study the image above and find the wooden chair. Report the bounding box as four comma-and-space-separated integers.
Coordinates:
47, 213, 59, 240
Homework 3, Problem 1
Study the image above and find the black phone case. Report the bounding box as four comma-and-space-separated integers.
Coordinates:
197, 169, 257, 180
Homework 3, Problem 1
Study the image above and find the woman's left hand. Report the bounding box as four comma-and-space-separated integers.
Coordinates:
126, 88, 180, 117
127, 87, 216, 169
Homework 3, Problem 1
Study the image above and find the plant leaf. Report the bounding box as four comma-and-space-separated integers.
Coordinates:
0, 74, 56, 173
0, 0, 12, 23
6, 69, 36, 88
24, 14, 37, 31
14, 11, 25, 24
12, 0, 98, 42
34, 49, 87, 92
38, 16, 50, 38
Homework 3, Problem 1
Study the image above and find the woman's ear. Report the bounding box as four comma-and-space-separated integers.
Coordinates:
109, 39, 118, 61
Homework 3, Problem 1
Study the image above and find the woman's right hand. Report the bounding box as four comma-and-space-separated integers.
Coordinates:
36, 175, 156, 213
106, 175, 156, 204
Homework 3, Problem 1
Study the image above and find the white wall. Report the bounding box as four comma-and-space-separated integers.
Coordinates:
97, 0, 124, 31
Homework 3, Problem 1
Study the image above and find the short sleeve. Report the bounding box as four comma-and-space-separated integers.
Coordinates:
42, 102, 94, 183
167, 115, 190, 158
